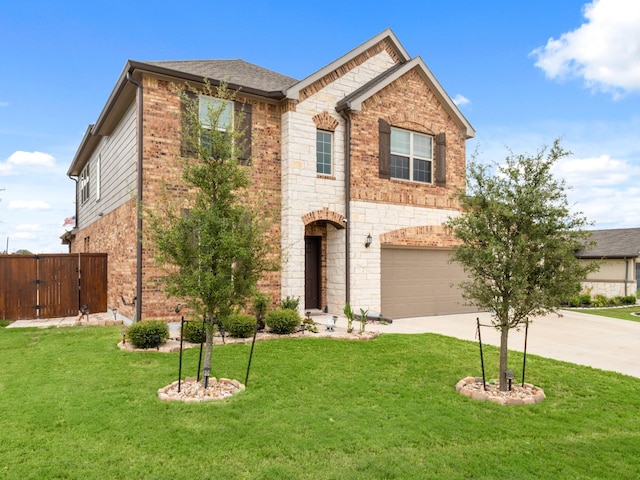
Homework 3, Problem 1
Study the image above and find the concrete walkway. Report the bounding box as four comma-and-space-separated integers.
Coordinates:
6, 309, 640, 379
371, 309, 640, 379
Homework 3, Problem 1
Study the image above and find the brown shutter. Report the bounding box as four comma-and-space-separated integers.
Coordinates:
435, 132, 446, 186
180, 90, 198, 157
379, 118, 391, 179
235, 101, 252, 165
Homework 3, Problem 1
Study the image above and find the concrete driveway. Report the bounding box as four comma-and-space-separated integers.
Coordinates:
373, 309, 640, 379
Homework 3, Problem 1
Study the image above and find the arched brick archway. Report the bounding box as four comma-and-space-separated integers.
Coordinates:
301, 208, 345, 310
302, 208, 345, 230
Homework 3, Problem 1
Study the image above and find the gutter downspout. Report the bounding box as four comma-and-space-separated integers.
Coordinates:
126, 71, 143, 322
67, 174, 78, 253
339, 110, 351, 305
624, 257, 629, 297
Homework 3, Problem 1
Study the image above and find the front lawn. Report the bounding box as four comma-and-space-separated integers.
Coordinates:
1, 326, 639, 479
574, 305, 640, 322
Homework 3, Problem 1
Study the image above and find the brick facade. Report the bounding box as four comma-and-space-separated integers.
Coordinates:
68, 30, 473, 320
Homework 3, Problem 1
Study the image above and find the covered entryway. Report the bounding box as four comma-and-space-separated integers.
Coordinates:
305, 236, 322, 309
381, 247, 475, 318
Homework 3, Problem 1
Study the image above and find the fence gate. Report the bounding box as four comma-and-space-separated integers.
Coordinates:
0, 253, 107, 321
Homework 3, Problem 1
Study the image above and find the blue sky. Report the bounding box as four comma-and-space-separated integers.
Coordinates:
1, 0, 639, 253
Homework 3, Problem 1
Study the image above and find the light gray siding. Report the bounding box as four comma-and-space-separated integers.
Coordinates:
77, 101, 137, 229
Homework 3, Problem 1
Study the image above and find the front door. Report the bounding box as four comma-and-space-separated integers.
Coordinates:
305, 236, 321, 310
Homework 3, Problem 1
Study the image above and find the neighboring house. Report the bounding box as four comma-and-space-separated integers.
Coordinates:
63, 28, 476, 321
575, 228, 640, 297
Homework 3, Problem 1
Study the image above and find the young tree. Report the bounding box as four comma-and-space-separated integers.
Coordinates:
147, 82, 276, 387
446, 139, 597, 391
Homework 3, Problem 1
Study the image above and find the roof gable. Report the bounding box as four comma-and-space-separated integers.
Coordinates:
285, 28, 410, 102
336, 56, 475, 139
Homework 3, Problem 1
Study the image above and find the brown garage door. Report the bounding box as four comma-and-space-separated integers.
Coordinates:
381, 247, 476, 319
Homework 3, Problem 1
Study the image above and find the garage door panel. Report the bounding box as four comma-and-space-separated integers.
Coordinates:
381, 248, 475, 318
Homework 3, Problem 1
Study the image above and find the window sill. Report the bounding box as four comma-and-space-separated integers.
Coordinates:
389, 177, 433, 186
316, 174, 336, 180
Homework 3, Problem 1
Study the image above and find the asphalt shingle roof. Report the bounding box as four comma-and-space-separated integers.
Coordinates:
142, 59, 298, 93
576, 228, 640, 258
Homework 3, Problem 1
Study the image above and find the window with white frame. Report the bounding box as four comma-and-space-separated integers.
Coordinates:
316, 130, 332, 175
390, 127, 433, 183
95, 154, 101, 201
80, 164, 90, 205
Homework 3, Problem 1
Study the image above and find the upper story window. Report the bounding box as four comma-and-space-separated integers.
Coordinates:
390, 127, 433, 183
80, 164, 90, 205
316, 130, 333, 175
199, 95, 233, 132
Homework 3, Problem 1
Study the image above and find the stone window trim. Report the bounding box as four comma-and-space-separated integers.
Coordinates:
379, 118, 446, 186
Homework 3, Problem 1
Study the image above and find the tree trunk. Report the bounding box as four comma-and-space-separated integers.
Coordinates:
499, 325, 509, 391
202, 317, 214, 388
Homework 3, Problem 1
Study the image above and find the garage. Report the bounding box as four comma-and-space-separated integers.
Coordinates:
381, 247, 476, 319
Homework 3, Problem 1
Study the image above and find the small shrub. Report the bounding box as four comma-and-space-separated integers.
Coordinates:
344, 303, 354, 333
279, 296, 300, 311
222, 314, 256, 338
592, 294, 608, 308
622, 295, 637, 305
254, 291, 269, 329
126, 320, 169, 349
182, 319, 206, 344
0, 319, 10, 328
579, 293, 592, 306
568, 296, 581, 308
265, 309, 301, 334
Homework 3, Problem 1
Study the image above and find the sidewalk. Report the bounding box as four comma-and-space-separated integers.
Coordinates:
372, 310, 640, 379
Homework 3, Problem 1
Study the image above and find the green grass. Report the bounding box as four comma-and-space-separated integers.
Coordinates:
574, 305, 640, 322
1, 326, 639, 479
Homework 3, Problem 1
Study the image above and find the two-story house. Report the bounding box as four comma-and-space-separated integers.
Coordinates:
63, 28, 476, 321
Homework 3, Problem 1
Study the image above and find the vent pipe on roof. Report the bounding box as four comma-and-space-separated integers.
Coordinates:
126, 71, 143, 323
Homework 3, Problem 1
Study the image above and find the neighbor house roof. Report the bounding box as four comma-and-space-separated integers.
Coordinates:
575, 228, 640, 259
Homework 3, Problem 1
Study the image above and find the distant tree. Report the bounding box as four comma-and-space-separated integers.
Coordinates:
146, 82, 276, 386
14, 249, 33, 255
446, 139, 598, 391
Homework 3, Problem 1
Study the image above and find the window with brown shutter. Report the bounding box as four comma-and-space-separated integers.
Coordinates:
379, 118, 391, 179
435, 132, 446, 186
235, 101, 252, 165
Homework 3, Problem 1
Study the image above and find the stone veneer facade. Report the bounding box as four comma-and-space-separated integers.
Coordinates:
281, 41, 465, 314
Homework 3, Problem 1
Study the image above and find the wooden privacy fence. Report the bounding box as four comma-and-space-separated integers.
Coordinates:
0, 253, 107, 320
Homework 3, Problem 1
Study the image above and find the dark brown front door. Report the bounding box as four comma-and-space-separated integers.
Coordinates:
305, 237, 321, 310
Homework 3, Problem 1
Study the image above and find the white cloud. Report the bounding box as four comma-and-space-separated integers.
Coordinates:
531, 0, 640, 96
8, 200, 51, 210
16, 224, 45, 232
1, 151, 56, 176
453, 94, 470, 107
552, 154, 635, 187
13, 231, 36, 240
8, 151, 55, 167
0, 101, 8, 107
